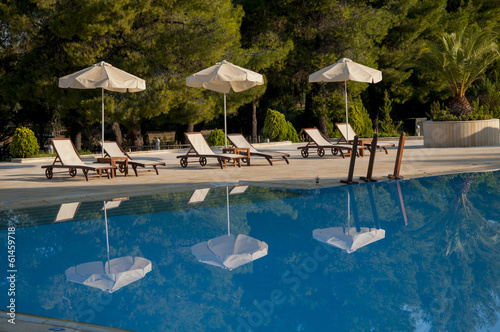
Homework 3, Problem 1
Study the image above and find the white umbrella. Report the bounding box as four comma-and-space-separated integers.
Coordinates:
309, 58, 382, 140
186, 60, 264, 147
191, 186, 268, 270
59, 61, 146, 156
66, 200, 151, 292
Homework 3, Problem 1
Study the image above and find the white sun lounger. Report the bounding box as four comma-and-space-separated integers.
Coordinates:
41, 138, 115, 181
100, 141, 166, 176
227, 134, 289, 166
177, 132, 245, 169
335, 123, 395, 154
297, 128, 365, 158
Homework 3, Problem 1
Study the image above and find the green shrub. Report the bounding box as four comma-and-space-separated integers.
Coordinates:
283, 121, 300, 143
429, 99, 493, 121
78, 148, 93, 155
263, 109, 288, 141
349, 98, 373, 137
206, 129, 227, 146
378, 90, 402, 137
10, 127, 39, 158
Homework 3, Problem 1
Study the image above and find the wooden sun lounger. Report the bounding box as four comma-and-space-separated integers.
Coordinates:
177, 132, 245, 169
41, 138, 116, 181
227, 134, 289, 166
335, 123, 395, 155
297, 128, 365, 158
100, 141, 166, 176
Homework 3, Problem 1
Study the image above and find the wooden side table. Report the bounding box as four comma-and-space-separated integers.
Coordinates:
96, 157, 128, 177
347, 139, 372, 157
223, 147, 251, 165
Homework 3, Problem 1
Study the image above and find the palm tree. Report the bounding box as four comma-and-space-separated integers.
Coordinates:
418, 29, 500, 116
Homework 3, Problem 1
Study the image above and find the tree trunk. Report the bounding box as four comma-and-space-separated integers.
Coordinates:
252, 102, 258, 143
74, 132, 82, 151
449, 95, 473, 117
187, 124, 194, 132
129, 128, 143, 147
318, 115, 328, 138
111, 122, 122, 146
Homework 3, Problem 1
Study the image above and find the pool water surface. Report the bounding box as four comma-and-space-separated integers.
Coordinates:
1, 171, 500, 331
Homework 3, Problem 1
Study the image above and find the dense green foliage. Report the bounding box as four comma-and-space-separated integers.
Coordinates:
206, 129, 226, 147
349, 98, 374, 138
10, 127, 39, 158
378, 91, 403, 136
262, 108, 298, 142
1, 0, 500, 147
283, 121, 300, 143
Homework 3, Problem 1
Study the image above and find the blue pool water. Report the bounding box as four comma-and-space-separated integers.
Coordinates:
1, 172, 500, 331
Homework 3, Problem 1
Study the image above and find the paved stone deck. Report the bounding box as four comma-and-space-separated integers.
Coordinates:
1, 138, 499, 210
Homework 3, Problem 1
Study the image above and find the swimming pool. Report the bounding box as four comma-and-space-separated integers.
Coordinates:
1, 171, 499, 331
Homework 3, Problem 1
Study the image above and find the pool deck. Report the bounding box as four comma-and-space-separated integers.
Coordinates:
1, 137, 499, 210
0, 137, 500, 331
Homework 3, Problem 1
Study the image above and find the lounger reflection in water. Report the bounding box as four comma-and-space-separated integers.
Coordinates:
313, 227, 385, 253
54, 202, 81, 223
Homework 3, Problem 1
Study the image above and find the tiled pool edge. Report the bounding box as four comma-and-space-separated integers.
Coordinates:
2, 164, 498, 211
0, 310, 130, 332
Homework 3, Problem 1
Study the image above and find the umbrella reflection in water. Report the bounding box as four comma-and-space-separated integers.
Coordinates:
313, 186, 385, 253
65, 198, 152, 293
191, 186, 268, 270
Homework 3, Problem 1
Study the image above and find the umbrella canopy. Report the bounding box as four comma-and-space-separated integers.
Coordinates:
191, 234, 268, 270
59, 61, 146, 155
186, 60, 264, 146
309, 58, 382, 140
65, 256, 152, 293
313, 227, 385, 253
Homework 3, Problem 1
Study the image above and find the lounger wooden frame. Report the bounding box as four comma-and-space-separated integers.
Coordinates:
335, 123, 395, 154
177, 132, 245, 169
41, 138, 115, 181
227, 134, 289, 166
100, 141, 166, 176
297, 128, 365, 158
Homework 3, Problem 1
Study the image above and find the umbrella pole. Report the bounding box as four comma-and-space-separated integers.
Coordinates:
101, 88, 105, 157
345, 81, 349, 141
104, 201, 111, 274
224, 93, 227, 148
226, 186, 230, 236
348, 189, 350, 229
